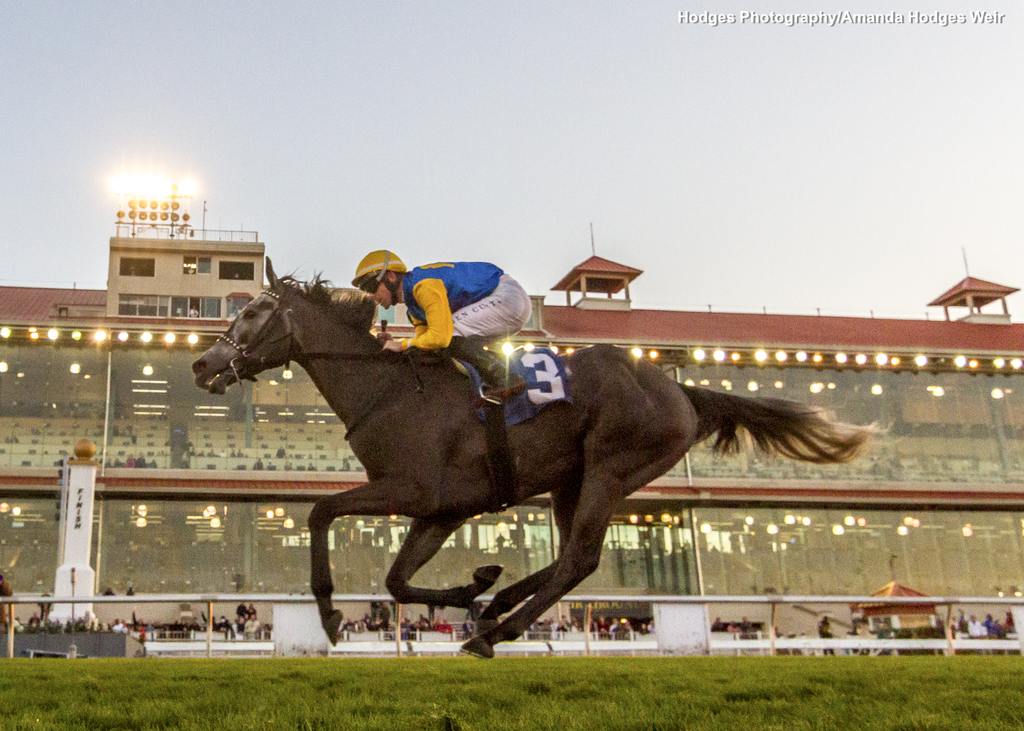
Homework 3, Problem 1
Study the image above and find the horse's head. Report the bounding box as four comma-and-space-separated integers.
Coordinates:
192, 258, 298, 394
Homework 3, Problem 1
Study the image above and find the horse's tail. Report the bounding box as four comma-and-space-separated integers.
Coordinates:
680, 385, 872, 464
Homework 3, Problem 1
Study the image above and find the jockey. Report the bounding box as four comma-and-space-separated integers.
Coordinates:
352, 249, 532, 401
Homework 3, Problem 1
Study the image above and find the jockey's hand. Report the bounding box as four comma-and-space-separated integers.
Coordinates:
375, 331, 392, 343
380, 339, 404, 353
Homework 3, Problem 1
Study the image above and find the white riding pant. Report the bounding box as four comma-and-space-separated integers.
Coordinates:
451, 275, 532, 338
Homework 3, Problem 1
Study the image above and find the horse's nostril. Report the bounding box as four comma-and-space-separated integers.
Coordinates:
192, 359, 206, 375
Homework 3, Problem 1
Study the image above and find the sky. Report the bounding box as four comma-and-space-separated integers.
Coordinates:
1, 0, 1021, 320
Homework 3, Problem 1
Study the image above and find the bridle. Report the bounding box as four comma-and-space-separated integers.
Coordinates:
216, 290, 298, 383
214, 287, 424, 438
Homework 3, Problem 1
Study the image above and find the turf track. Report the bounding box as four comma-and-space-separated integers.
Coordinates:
1, 656, 1022, 730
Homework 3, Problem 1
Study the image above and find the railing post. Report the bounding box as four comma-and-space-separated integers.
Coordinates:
769, 602, 777, 657
944, 604, 955, 656
6, 604, 13, 659
206, 601, 214, 658
395, 604, 403, 658
584, 602, 592, 657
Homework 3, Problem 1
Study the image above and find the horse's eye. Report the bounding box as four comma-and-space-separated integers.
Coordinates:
243, 310, 257, 320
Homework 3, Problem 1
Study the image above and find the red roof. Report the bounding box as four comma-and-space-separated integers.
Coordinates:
928, 277, 1019, 308
540, 305, 1024, 353
0, 286, 106, 321
551, 256, 644, 292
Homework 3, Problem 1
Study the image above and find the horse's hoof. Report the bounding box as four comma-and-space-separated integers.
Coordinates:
474, 618, 498, 635
472, 564, 503, 589
460, 636, 495, 659
322, 610, 343, 646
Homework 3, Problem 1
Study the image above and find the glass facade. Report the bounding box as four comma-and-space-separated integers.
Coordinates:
692, 506, 1024, 597
678, 362, 1024, 484
4, 496, 1024, 599
0, 339, 1022, 600
0, 340, 1020, 483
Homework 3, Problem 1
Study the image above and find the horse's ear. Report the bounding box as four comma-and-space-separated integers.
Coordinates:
265, 258, 279, 289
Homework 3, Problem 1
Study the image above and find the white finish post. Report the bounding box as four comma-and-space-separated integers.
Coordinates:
272, 602, 330, 656
653, 603, 710, 655
51, 441, 99, 623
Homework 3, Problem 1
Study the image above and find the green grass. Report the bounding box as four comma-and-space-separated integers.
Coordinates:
0, 656, 1022, 730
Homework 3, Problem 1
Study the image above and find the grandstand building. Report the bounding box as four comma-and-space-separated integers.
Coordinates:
1, 220, 1024, 609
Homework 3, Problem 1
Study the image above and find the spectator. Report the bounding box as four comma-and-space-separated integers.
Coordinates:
112, 618, 127, 633
968, 614, 987, 638
0, 574, 10, 631
1005, 611, 1015, 634
244, 613, 261, 640
818, 616, 835, 655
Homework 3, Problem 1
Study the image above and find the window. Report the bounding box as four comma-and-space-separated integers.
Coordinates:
219, 261, 254, 281
171, 296, 221, 318
119, 258, 155, 277
183, 256, 211, 275
227, 295, 253, 319
118, 294, 170, 317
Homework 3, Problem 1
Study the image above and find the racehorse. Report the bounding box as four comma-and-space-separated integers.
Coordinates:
191, 259, 871, 658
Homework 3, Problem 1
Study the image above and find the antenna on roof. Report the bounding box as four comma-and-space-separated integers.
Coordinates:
961, 246, 970, 277
589, 222, 596, 256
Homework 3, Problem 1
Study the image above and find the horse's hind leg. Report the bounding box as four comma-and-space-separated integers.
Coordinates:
462, 480, 615, 659
385, 517, 503, 608
475, 488, 579, 630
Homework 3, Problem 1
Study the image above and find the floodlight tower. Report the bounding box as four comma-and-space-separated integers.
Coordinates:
112, 175, 196, 239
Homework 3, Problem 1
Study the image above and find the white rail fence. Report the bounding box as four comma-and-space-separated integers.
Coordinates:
3, 594, 1023, 659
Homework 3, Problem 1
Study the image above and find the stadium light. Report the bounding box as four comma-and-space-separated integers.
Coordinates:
47, 328, 59, 341
29, 329, 39, 340
795, 351, 807, 362
0, 327, 9, 339
994, 357, 1006, 369
69, 363, 81, 375
71, 330, 82, 341
992, 388, 1005, 400
501, 342, 515, 356
832, 524, 845, 536
954, 355, 967, 368
730, 352, 741, 362
835, 353, 848, 364
163, 332, 176, 345
874, 353, 888, 366
754, 350, 767, 363
648, 350, 659, 360
854, 353, 867, 366
630, 347, 643, 359
117, 331, 129, 342
0, 362, 7, 373
812, 353, 823, 363
1013, 358, 1024, 369
187, 333, 199, 345
774, 351, 787, 363
914, 354, 928, 367
712, 349, 725, 362
140, 331, 153, 343
692, 349, 706, 362
871, 384, 883, 395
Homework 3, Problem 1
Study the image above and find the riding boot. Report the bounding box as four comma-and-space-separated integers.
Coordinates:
447, 335, 524, 403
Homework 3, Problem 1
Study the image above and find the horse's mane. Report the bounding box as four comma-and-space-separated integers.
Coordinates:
277, 274, 376, 330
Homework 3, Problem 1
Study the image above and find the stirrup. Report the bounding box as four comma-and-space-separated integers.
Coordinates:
477, 380, 526, 406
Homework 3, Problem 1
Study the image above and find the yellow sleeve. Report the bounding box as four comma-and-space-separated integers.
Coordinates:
402, 279, 455, 350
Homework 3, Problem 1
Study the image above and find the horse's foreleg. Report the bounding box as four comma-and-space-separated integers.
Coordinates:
385, 518, 503, 608
308, 480, 430, 644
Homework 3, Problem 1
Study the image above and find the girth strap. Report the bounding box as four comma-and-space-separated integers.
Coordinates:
480, 402, 517, 512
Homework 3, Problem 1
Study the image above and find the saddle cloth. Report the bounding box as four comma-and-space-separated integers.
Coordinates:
461, 346, 572, 425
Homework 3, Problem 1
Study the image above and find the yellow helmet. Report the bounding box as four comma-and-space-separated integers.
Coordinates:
352, 249, 408, 290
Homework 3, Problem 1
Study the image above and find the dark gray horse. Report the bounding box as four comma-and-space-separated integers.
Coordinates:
192, 260, 871, 658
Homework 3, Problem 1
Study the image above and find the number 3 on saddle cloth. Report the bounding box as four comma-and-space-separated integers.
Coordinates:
456, 347, 572, 511
460, 347, 572, 425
